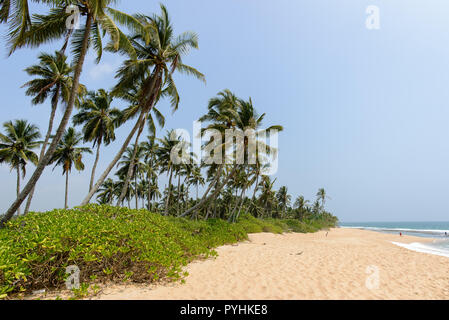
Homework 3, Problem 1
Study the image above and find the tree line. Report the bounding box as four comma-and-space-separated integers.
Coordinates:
0, 1, 337, 226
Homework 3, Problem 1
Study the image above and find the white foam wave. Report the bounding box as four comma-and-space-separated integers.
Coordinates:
342, 226, 449, 235
391, 241, 449, 258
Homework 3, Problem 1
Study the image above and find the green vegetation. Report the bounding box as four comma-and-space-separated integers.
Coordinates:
0, 205, 337, 299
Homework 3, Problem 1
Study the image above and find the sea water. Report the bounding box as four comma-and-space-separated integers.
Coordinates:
339, 221, 449, 258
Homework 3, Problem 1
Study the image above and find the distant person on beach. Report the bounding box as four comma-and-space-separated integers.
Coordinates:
445, 232, 447, 237
400, 232, 402, 237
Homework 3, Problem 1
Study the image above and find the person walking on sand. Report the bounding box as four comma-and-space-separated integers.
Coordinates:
400, 232, 402, 237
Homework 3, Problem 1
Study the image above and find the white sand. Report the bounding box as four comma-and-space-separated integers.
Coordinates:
93, 228, 449, 300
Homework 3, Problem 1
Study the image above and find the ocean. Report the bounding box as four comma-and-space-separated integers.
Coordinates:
339, 221, 449, 258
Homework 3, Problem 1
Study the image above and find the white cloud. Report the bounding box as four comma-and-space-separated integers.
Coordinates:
88, 61, 117, 80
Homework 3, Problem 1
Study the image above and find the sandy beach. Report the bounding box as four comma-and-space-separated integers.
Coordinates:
93, 228, 449, 300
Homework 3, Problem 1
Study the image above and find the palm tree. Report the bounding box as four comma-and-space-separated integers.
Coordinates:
82, 4, 205, 206
187, 165, 205, 200
96, 178, 117, 205
294, 195, 309, 211
179, 90, 241, 218
115, 82, 166, 137
228, 166, 251, 222
147, 176, 161, 212
0, 120, 41, 215
316, 188, 330, 209
257, 176, 277, 218
294, 195, 310, 220
22, 51, 86, 214
2, 0, 138, 227
0, 0, 50, 52
141, 135, 159, 211
231, 97, 283, 221
312, 200, 321, 215
276, 186, 291, 218
114, 82, 165, 205
116, 144, 146, 208
181, 91, 283, 219
49, 127, 91, 209
73, 89, 121, 192
155, 130, 184, 215
113, 175, 133, 209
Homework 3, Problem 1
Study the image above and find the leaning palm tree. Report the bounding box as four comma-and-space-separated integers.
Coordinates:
49, 127, 91, 209
229, 97, 283, 221
180, 91, 283, 219
0, 120, 41, 215
228, 166, 251, 222
114, 82, 165, 205
22, 51, 86, 214
73, 89, 121, 192
2, 0, 139, 227
82, 4, 205, 206
179, 90, 241, 218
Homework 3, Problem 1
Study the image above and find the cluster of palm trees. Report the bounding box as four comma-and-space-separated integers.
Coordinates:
0, 1, 204, 225
0, 1, 336, 225
86, 89, 332, 223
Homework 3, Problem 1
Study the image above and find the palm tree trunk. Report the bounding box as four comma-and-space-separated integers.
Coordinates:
251, 172, 259, 201
180, 165, 238, 218
147, 174, 151, 211
179, 164, 224, 217
65, 171, 69, 209
80, 111, 145, 206
229, 188, 245, 222
1, 14, 93, 228
177, 174, 181, 215
164, 167, 173, 216
24, 96, 59, 215
16, 166, 21, 216
135, 173, 138, 209
235, 189, 247, 222
89, 143, 101, 192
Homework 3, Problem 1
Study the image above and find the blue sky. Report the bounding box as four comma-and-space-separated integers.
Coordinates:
1, 0, 449, 222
